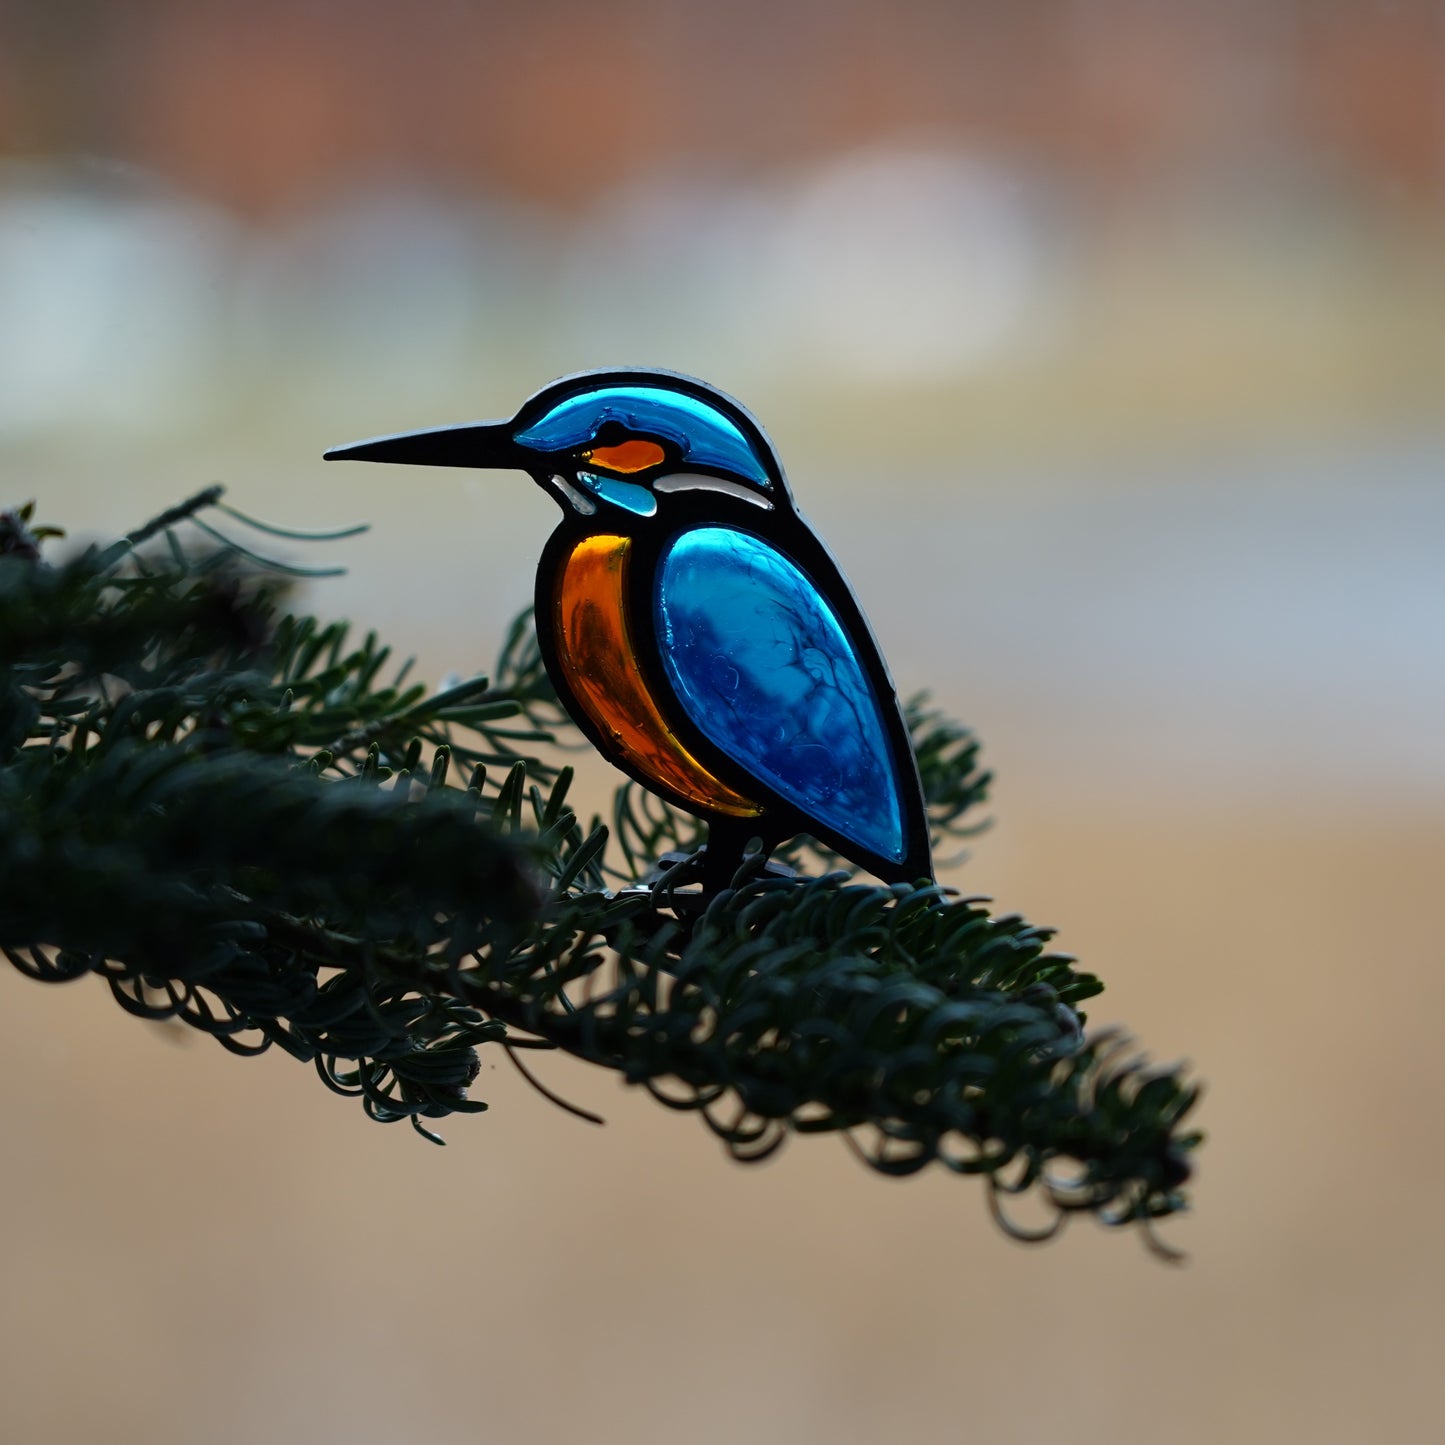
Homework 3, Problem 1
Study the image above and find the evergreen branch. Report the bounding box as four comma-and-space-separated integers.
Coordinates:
0, 496, 1202, 1248
119, 484, 226, 553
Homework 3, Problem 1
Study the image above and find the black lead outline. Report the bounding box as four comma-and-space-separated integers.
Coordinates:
523, 368, 932, 886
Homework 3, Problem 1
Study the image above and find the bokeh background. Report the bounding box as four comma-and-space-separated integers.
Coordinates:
3, 3, 1444, 1441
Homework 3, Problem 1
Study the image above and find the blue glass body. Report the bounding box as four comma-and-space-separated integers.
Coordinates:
516, 386, 772, 487
655, 526, 906, 863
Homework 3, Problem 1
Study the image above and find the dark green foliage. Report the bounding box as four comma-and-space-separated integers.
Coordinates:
0, 491, 1200, 1252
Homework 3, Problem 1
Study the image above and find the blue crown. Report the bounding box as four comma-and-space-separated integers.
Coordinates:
513, 384, 772, 488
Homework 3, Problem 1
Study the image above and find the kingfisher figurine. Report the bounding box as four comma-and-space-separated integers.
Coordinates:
326, 369, 931, 889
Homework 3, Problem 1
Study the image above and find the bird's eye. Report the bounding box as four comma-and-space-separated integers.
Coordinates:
583, 438, 666, 474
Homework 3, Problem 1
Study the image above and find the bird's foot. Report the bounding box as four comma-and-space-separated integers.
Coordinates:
636, 845, 796, 914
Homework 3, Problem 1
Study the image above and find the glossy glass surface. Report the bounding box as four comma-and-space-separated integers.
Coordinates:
554, 534, 761, 819
515, 386, 771, 487
655, 528, 906, 862
653, 473, 774, 510
549, 474, 596, 515
576, 471, 657, 517
585, 439, 666, 474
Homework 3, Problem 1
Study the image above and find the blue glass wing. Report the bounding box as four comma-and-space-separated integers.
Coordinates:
654, 527, 906, 863
514, 386, 771, 487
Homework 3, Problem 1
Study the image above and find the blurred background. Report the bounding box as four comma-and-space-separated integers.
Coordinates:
2, 2, 1443, 1441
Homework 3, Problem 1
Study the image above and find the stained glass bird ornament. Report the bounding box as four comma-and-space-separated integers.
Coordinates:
326, 369, 931, 890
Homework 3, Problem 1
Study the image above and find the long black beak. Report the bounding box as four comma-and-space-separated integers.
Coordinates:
324, 419, 531, 471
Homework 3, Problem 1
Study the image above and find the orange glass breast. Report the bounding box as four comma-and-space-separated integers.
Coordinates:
553, 534, 762, 818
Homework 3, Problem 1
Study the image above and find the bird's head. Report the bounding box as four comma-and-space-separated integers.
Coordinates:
324, 369, 787, 521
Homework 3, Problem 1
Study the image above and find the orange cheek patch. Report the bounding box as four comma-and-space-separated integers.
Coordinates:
583, 439, 666, 474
